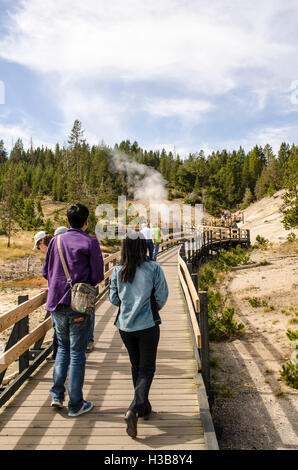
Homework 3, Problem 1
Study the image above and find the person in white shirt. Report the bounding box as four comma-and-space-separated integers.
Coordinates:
140, 223, 154, 260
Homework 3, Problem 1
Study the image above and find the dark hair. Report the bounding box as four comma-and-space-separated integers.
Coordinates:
37, 234, 53, 249
120, 231, 147, 283
67, 204, 89, 229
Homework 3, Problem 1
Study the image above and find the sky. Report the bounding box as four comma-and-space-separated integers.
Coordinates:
0, 0, 298, 157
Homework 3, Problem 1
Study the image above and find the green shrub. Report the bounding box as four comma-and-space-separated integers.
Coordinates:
287, 232, 296, 243
253, 235, 271, 249
259, 260, 269, 266
198, 265, 217, 290
101, 237, 120, 247
280, 361, 298, 389
210, 356, 220, 368
248, 297, 268, 308
209, 307, 245, 341
280, 329, 298, 389
213, 383, 235, 398
214, 245, 250, 271
207, 290, 245, 341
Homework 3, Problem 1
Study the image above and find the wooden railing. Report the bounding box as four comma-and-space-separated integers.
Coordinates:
177, 227, 250, 400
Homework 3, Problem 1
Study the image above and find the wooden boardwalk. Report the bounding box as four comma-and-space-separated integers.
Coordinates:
0, 247, 209, 450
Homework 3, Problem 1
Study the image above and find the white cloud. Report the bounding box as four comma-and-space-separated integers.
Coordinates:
208, 124, 298, 154
53, 84, 129, 146
1, 0, 295, 93
0, 81, 5, 105
0, 110, 55, 150
144, 98, 212, 125
253, 89, 268, 111
0, 0, 298, 150
0, 121, 54, 150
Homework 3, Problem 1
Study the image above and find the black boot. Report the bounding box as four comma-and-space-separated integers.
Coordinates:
125, 410, 138, 438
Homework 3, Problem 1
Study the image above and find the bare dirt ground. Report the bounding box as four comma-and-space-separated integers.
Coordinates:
211, 191, 298, 450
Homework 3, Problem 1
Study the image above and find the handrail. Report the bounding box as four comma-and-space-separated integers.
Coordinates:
0, 317, 52, 375
177, 227, 250, 399
0, 291, 48, 333
178, 254, 201, 350
177, 255, 200, 312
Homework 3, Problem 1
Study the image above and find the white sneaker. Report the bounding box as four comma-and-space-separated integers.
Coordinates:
86, 341, 94, 353
51, 399, 63, 409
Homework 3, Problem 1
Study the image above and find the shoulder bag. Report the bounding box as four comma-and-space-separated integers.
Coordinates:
57, 234, 97, 315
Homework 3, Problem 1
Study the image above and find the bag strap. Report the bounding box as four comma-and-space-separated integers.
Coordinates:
57, 234, 73, 287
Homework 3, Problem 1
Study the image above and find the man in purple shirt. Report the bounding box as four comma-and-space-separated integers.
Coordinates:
43, 204, 104, 417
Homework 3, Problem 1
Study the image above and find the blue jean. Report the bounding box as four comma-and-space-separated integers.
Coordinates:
88, 310, 95, 343
50, 305, 91, 413
146, 240, 154, 260
50, 313, 58, 359
152, 242, 160, 261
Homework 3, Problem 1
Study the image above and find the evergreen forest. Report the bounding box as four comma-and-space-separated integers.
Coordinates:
0, 120, 297, 240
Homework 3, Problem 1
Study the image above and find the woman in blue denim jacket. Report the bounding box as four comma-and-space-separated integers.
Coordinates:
109, 231, 169, 438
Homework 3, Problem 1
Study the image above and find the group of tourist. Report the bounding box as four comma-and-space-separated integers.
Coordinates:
34, 204, 168, 438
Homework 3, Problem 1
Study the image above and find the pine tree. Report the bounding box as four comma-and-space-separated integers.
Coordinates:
0, 162, 20, 246
19, 199, 43, 230
0, 139, 7, 163
280, 146, 298, 229
67, 120, 86, 203
246, 145, 265, 194
255, 145, 281, 199
278, 142, 291, 185
242, 187, 254, 208
10, 138, 26, 163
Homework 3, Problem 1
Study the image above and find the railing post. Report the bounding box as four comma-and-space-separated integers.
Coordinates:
191, 273, 198, 294
187, 262, 192, 274
247, 229, 250, 247
198, 291, 211, 400
180, 243, 186, 262
104, 256, 109, 287
18, 295, 29, 374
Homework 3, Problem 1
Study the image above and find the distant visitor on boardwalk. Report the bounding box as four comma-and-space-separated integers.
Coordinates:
140, 223, 154, 260
109, 231, 169, 438
42, 203, 104, 417
152, 225, 162, 261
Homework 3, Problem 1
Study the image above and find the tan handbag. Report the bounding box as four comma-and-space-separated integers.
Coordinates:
57, 235, 97, 315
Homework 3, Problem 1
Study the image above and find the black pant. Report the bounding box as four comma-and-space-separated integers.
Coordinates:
119, 325, 160, 416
